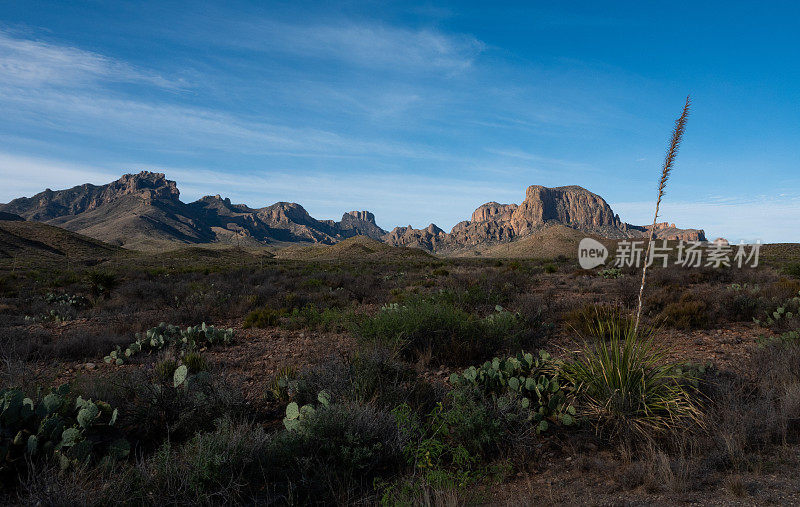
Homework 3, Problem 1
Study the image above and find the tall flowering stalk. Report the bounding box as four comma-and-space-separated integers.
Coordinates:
634, 96, 691, 335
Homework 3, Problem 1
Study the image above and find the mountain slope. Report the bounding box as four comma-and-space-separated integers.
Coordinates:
0, 219, 120, 260
275, 236, 433, 261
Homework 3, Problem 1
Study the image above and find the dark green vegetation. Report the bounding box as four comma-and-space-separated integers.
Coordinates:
2, 243, 800, 504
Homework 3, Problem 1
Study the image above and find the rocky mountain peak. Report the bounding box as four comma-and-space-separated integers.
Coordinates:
343, 210, 377, 224
515, 184, 619, 231
111, 171, 180, 201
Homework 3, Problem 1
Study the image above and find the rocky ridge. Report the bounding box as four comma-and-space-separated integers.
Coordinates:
0, 172, 706, 252
383, 185, 705, 252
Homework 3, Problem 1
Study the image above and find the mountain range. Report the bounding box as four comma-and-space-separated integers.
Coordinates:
0, 171, 706, 252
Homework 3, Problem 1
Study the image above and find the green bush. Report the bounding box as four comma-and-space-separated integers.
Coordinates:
283, 304, 351, 331
599, 267, 623, 279
783, 263, 800, 279
136, 417, 270, 504
391, 402, 479, 486
154, 358, 179, 382
86, 271, 118, 299
659, 294, 709, 330
182, 352, 209, 374
723, 284, 762, 322
112, 367, 245, 445
354, 299, 532, 365
268, 366, 298, 403
754, 290, 800, 330
290, 348, 438, 411
544, 263, 557, 274
267, 403, 407, 503
242, 306, 285, 328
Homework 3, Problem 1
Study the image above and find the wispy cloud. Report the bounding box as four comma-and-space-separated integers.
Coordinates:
230, 20, 485, 74
0, 29, 184, 90
2, 86, 459, 160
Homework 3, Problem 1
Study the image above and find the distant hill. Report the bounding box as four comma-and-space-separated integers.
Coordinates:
275, 236, 433, 261
0, 171, 707, 256
0, 219, 120, 260
458, 224, 612, 259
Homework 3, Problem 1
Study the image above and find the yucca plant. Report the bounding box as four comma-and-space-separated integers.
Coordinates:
561, 319, 703, 444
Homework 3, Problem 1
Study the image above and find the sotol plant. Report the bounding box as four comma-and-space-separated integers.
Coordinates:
635, 96, 691, 334
561, 319, 703, 442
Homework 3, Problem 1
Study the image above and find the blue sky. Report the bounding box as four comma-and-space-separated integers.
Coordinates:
0, 1, 798, 242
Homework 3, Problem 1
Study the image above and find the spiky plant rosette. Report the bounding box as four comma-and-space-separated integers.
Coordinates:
561, 319, 703, 443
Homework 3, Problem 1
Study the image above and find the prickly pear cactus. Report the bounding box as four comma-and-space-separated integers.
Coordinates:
105, 322, 234, 365
282, 390, 329, 431
449, 351, 577, 433
0, 385, 129, 475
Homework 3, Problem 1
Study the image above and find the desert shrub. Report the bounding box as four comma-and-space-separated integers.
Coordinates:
599, 267, 623, 279
101, 367, 246, 447
268, 366, 298, 402
561, 321, 703, 444
283, 303, 351, 331
412, 286, 503, 312
381, 390, 521, 504
659, 293, 709, 330
441, 388, 506, 457
86, 271, 118, 300
644, 284, 682, 315
135, 417, 270, 504
753, 288, 800, 332
783, 263, 800, 279
544, 263, 557, 274
266, 403, 407, 503
20, 459, 138, 507
154, 358, 179, 382
35, 329, 130, 361
291, 348, 439, 411
564, 303, 633, 340
390, 402, 480, 493
182, 351, 209, 374
763, 278, 800, 300
242, 305, 285, 328
354, 299, 532, 365
720, 284, 762, 322
689, 345, 800, 472
438, 271, 523, 311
